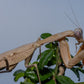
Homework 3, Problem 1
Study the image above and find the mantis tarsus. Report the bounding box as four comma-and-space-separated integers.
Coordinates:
0, 28, 84, 84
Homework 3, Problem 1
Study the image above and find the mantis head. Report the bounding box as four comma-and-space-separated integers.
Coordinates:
74, 28, 84, 44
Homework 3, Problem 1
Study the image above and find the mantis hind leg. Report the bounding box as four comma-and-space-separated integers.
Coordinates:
59, 40, 84, 68
0, 57, 9, 71
0, 64, 17, 73
0, 57, 17, 73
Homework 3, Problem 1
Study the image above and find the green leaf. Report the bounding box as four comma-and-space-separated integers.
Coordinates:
40, 33, 52, 39
77, 67, 84, 74
45, 79, 55, 84
39, 67, 54, 75
45, 43, 53, 49
39, 49, 54, 69
40, 73, 52, 81
13, 70, 24, 82
71, 67, 80, 81
33, 61, 39, 64
56, 76, 75, 84
47, 56, 56, 66
20, 78, 34, 84
45, 42, 58, 49
71, 55, 74, 58
14, 72, 24, 82
76, 82, 84, 84
20, 82, 33, 84
25, 67, 53, 82
65, 37, 69, 41
13, 69, 24, 76
75, 62, 82, 67
24, 71, 38, 81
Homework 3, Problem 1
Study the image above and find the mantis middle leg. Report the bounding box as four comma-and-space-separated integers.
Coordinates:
25, 37, 41, 84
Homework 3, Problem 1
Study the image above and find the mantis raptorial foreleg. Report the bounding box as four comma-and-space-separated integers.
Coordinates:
76, 44, 84, 65
59, 40, 84, 68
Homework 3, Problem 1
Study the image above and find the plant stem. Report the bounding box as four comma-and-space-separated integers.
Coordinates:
55, 47, 59, 75
54, 47, 59, 84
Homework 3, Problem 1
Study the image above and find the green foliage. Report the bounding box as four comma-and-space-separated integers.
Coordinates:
40, 33, 52, 39
71, 67, 84, 81
20, 78, 34, 84
71, 67, 80, 81
13, 33, 84, 84
56, 76, 75, 84
76, 82, 84, 84
39, 49, 54, 69
13, 70, 25, 82
45, 79, 55, 84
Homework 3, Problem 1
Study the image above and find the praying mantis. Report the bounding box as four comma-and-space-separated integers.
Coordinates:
0, 28, 84, 71
0, 28, 84, 84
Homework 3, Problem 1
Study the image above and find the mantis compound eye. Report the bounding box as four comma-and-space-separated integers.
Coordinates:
74, 28, 83, 39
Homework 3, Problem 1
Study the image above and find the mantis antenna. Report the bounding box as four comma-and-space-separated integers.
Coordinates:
65, 12, 79, 28
65, 0, 83, 51
65, 0, 81, 28
68, 0, 81, 28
